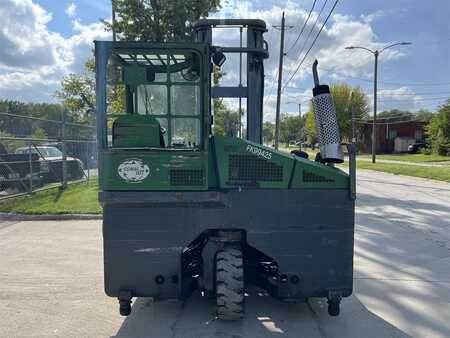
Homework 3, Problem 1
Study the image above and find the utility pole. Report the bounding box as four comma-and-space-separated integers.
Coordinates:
298, 103, 302, 118
112, 1, 117, 42
274, 12, 286, 150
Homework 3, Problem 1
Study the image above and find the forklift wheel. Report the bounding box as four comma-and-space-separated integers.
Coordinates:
216, 246, 244, 320
119, 300, 132, 316
327, 301, 340, 316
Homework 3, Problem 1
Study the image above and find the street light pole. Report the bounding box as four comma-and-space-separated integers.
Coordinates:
345, 42, 411, 163
372, 50, 378, 163
350, 91, 355, 144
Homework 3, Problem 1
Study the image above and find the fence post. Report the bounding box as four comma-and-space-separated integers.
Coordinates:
28, 141, 33, 193
86, 143, 90, 182
61, 111, 68, 189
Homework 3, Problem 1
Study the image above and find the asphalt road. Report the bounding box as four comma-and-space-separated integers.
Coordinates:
0, 170, 449, 337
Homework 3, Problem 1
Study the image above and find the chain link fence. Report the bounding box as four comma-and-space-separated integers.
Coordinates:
0, 110, 97, 200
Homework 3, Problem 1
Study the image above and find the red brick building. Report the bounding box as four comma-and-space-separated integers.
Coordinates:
356, 119, 426, 154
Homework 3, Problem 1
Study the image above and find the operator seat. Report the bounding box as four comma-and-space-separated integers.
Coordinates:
112, 115, 165, 148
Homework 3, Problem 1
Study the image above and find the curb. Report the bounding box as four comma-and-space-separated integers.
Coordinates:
0, 212, 102, 221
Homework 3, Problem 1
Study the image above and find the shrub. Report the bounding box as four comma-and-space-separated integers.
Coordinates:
426, 100, 450, 156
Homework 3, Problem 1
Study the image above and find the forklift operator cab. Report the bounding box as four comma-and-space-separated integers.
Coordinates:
108, 50, 203, 150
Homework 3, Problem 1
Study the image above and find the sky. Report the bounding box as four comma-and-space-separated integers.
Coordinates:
0, 0, 449, 122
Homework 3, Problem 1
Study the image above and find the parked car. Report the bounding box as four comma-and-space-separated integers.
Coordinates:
407, 142, 427, 154
15, 146, 84, 183
0, 143, 43, 193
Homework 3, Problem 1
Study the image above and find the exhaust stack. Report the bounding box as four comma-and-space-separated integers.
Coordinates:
311, 60, 343, 164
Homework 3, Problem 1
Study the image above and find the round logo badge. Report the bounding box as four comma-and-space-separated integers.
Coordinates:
118, 159, 150, 183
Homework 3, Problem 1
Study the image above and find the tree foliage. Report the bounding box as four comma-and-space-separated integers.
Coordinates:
305, 84, 369, 141
426, 100, 450, 156
54, 58, 96, 119
0, 100, 65, 141
415, 109, 435, 123
212, 66, 241, 136
105, 0, 221, 41
263, 122, 275, 144
279, 114, 305, 144
378, 109, 413, 119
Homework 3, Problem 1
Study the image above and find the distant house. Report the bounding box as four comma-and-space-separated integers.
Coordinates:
356, 118, 426, 154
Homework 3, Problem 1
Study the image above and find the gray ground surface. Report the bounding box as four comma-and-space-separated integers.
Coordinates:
0, 170, 449, 337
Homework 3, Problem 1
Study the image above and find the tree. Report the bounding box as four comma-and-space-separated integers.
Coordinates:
213, 108, 240, 137
54, 59, 96, 119
330, 84, 369, 139
105, 0, 221, 42
378, 109, 413, 119
305, 110, 317, 143
211, 66, 241, 137
415, 109, 435, 123
426, 100, 450, 156
305, 84, 369, 141
263, 122, 275, 145
279, 114, 305, 145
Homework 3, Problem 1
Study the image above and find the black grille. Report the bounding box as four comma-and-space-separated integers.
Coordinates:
170, 169, 204, 186
303, 170, 334, 183
228, 154, 283, 182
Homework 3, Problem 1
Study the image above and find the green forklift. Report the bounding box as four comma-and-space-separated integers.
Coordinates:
95, 19, 356, 320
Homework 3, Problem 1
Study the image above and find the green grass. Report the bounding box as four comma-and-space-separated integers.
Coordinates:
358, 153, 450, 163
356, 162, 450, 182
0, 180, 101, 214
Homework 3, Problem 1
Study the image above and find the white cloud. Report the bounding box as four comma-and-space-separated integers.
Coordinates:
66, 3, 77, 18
0, 0, 110, 102
360, 10, 385, 24
368, 86, 424, 112
210, 1, 409, 122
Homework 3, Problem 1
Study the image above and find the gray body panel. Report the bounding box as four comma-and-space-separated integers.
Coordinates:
101, 189, 354, 300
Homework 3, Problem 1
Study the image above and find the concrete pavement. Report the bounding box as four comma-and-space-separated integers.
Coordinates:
0, 170, 449, 337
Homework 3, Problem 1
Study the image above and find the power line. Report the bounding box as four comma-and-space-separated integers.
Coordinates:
290, 0, 328, 59
282, 0, 339, 92
378, 96, 449, 102
377, 91, 450, 96
317, 65, 450, 87
286, 0, 317, 54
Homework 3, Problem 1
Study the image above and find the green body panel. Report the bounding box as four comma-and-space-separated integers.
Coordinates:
213, 135, 349, 190
113, 115, 162, 148
290, 156, 349, 189
99, 150, 208, 191
213, 136, 295, 189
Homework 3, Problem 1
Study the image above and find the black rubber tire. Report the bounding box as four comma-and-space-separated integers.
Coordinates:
328, 301, 340, 316
215, 246, 244, 321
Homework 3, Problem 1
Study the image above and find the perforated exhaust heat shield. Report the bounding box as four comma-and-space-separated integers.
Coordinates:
311, 60, 343, 163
